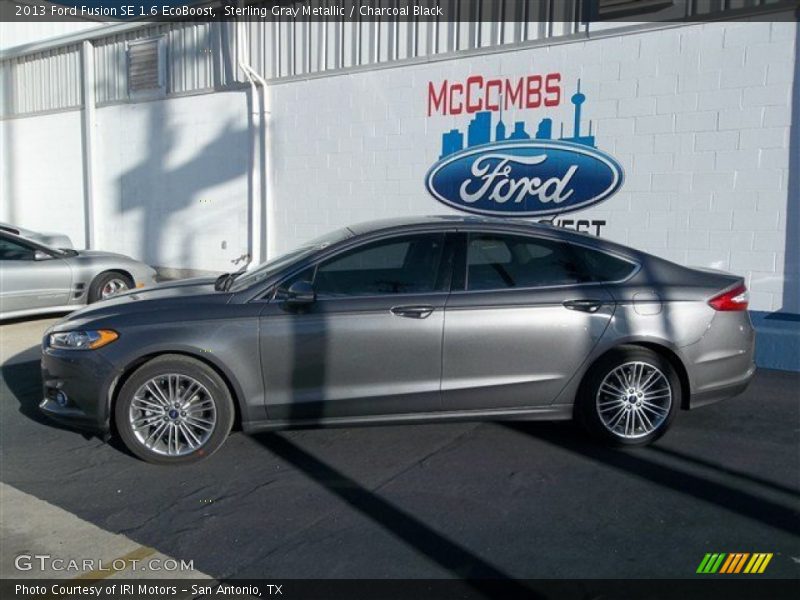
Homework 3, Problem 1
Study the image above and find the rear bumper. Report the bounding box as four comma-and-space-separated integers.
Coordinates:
687, 362, 756, 409
684, 310, 757, 409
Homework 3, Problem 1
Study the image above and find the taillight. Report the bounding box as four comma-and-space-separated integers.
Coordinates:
708, 284, 749, 311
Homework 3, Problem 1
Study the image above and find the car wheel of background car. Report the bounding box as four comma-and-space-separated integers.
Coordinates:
114, 355, 235, 465
89, 271, 134, 302
576, 346, 680, 446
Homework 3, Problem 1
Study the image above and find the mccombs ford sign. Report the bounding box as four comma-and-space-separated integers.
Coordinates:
424, 74, 624, 218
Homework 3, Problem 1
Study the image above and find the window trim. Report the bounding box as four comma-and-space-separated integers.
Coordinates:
455, 229, 641, 294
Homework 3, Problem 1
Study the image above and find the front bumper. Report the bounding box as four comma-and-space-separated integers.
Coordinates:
39, 345, 119, 434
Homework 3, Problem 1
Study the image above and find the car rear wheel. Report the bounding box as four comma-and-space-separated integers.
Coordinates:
88, 271, 133, 303
114, 355, 234, 465
577, 346, 680, 446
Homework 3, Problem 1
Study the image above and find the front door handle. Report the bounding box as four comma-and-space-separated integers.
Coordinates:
563, 299, 604, 313
391, 305, 435, 319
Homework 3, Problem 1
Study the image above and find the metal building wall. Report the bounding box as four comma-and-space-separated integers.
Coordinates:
0, 44, 81, 116
238, 0, 581, 79
0, 1, 585, 117
0, 0, 784, 117
92, 22, 237, 105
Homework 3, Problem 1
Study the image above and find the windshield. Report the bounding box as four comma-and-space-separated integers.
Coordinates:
4, 232, 74, 257
229, 227, 352, 291
34, 239, 75, 256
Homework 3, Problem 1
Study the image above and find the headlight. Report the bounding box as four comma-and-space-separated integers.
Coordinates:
49, 330, 119, 350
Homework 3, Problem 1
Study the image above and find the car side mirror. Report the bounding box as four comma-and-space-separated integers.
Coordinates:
284, 280, 316, 307
34, 250, 52, 261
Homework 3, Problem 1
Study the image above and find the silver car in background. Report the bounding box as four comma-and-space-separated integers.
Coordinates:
0, 230, 157, 320
40, 216, 755, 465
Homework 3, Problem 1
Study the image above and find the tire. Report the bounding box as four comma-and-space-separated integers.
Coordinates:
576, 346, 680, 446
114, 355, 235, 465
88, 271, 133, 303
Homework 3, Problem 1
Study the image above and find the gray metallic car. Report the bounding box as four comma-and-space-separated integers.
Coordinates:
0, 231, 157, 321
40, 216, 755, 464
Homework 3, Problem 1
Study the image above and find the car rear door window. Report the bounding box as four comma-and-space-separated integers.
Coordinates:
314, 233, 446, 297
569, 245, 637, 282
466, 233, 589, 291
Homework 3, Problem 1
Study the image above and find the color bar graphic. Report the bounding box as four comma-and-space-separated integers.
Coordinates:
697, 552, 773, 574
743, 553, 774, 574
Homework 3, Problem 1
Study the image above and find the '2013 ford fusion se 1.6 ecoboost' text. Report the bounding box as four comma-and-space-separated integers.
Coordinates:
40, 217, 755, 465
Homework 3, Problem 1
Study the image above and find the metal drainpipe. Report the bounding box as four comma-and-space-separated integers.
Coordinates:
235, 20, 269, 266
242, 63, 271, 260
80, 40, 96, 250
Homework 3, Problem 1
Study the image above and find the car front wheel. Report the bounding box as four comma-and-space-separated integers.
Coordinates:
89, 271, 133, 303
577, 346, 680, 446
114, 355, 234, 465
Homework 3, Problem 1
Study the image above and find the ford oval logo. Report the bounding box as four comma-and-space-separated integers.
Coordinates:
425, 140, 624, 218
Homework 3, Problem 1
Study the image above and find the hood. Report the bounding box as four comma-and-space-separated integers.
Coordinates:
73, 249, 131, 260
53, 277, 230, 330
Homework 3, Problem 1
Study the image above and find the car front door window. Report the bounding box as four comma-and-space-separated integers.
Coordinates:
314, 234, 446, 297
0, 237, 35, 260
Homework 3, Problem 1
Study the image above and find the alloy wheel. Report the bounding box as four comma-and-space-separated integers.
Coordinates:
595, 361, 672, 440
128, 374, 217, 457
101, 278, 129, 298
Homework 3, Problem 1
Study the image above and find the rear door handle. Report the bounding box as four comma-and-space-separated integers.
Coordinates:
391, 305, 435, 319
563, 299, 604, 313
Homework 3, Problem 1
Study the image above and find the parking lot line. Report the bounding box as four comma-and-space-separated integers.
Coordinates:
0, 482, 208, 580
72, 546, 157, 581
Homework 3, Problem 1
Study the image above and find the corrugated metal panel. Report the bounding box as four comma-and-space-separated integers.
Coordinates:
239, 0, 584, 81
91, 22, 235, 105
4, 0, 764, 117
0, 44, 81, 117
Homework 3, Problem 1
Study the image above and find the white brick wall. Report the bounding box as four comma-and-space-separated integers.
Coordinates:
269, 20, 796, 312
93, 91, 250, 272
0, 111, 86, 247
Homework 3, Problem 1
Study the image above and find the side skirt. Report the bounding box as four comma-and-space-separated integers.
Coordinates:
241, 403, 574, 433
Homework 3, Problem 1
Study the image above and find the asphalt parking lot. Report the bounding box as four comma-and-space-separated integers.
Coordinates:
1, 317, 798, 581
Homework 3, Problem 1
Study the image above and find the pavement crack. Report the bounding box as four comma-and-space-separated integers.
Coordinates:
371, 423, 482, 494
222, 424, 482, 579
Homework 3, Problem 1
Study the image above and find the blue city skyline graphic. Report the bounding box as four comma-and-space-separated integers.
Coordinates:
440, 80, 596, 158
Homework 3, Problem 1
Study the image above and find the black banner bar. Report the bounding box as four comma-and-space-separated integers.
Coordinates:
3, 579, 800, 600
1, 0, 798, 23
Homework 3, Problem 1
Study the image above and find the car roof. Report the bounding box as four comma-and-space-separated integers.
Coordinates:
345, 215, 558, 235
342, 214, 646, 262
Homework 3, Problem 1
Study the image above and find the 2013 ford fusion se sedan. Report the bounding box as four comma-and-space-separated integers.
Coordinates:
40, 216, 755, 465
